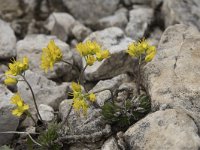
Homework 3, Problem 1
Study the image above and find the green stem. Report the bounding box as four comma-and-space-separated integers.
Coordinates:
61, 104, 73, 128
26, 111, 37, 127
21, 75, 43, 122
79, 65, 88, 92
137, 55, 142, 95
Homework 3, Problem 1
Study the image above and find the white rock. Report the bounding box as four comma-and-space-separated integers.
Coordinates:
124, 109, 200, 150
17, 70, 68, 111
0, 19, 16, 59
101, 136, 119, 150
162, 0, 200, 30
16, 34, 73, 80
125, 7, 154, 40
0, 84, 19, 146
62, 0, 120, 25
39, 104, 54, 122
84, 27, 136, 81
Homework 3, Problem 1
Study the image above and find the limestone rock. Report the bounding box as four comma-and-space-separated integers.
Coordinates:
84, 27, 136, 81
39, 104, 54, 122
124, 109, 200, 150
125, 7, 154, 40
0, 19, 16, 59
0, 84, 19, 146
16, 34, 73, 80
17, 70, 68, 111
162, 0, 200, 30
101, 136, 119, 150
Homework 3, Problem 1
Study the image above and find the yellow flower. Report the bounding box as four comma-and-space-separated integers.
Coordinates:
11, 93, 29, 117
145, 52, 156, 62
126, 42, 139, 58
4, 77, 18, 85
88, 93, 96, 102
40, 40, 63, 72
5, 57, 29, 76
96, 50, 110, 61
73, 98, 88, 115
86, 55, 96, 66
71, 82, 82, 92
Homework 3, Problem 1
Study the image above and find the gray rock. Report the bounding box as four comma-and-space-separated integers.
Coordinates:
0, 84, 19, 146
39, 104, 54, 122
0, 19, 16, 59
147, 28, 163, 47
90, 74, 131, 107
45, 12, 76, 41
16, 34, 73, 80
142, 24, 200, 128
84, 27, 136, 81
101, 136, 119, 150
162, 0, 200, 30
72, 22, 92, 41
125, 7, 154, 40
17, 70, 68, 111
123, 0, 151, 5
62, 0, 120, 25
97, 8, 128, 30
124, 109, 200, 150
59, 99, 111, 145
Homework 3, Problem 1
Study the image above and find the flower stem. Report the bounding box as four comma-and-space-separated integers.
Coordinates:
21, 75, 43, 122
79, 65, 88, 92
61, 104, 73, 128
61, 60, 80, 76
26, 111, 37, 127
137, 55, 142, 95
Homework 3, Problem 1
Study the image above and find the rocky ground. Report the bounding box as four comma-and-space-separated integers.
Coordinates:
1, 0, 200, 149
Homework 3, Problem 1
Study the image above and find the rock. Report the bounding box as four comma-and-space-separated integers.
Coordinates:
84, 27, 136, 81
101, 136, 119, 150
90, 74, 131, 107
124, 109, 200, 150
142, 24, 200, 127
147, 28, 163, 47
0, 84, 19, 146
0, 64, 8, 84
72, 22, 92, 41
62, 0, 120, 25
39, 104, 54, 122
45, 12, 76, 41
0, 0, 22, 20
125, 7, 154, 40
123, 0, 151, 5
0, 19, 17, 60
17, 70, 68, 111
96, 8, 128, 30
162, 0, 200, 30
16, 34, 74, 80
59, 100, 112, 146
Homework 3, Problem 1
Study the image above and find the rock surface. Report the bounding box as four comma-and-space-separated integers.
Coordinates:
162, 0, 200, 30
142, 24, 200, 127
16, 34, 73, 80
17, 70, 68, 111
101, 136, 119, 150
125, 7, 154, 40
39, 104, 54, 122
0, 19, 16, 59
62, 0, 120, 25
124, 109, 200, 150
0, 84, 19, 146
84, 27, 136, 81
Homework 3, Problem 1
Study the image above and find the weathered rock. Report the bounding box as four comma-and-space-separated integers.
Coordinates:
39, 104, 54, 122
147, 28, 163, 47
96, 8, 128, 30
72, 22, 92, 41
101, 136, 119, 150
45, 12, 76, 41
62, 0, 120, 25
59, 99, 111, 146
142, 24, 200, 127
17, 70, 68, 111
125, 7, 154, 40
162, 0, 200, 30
123, 0, 151, 6
0, 84, 19, 146
90, 74, 131, 107
0, 19, 17, 59
16, 34, 73, 80
124, 109, 200, 150
0, 0, 22, 20
84, 27, 136, 81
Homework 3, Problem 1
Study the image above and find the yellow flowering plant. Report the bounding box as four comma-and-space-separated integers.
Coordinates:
127, 39, 157, 94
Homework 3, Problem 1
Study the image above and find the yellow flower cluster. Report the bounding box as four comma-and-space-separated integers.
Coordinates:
4, 57, 29, 85
71, 82, 96, 115
126, 40, 156, 62
41, 40, 63, 72
11, 93, 29, 117
76, 40, 110, 66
